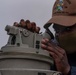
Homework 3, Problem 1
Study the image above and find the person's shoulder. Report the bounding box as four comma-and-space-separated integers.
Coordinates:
70, 66, 76, 75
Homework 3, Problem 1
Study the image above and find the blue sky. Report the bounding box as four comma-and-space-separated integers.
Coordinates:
0, 0, 55, 49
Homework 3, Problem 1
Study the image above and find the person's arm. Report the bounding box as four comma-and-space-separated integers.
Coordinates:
41, 38, 71, 75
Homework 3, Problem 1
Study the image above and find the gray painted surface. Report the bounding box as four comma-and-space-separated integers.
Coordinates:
0, 26, 61, 75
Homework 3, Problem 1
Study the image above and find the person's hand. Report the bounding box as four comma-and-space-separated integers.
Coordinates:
41, 38, 71, 75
